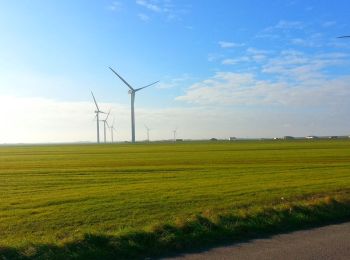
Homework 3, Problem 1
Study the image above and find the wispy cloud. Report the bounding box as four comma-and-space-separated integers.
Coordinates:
271, 20, 304, 30
322, 21, 337, 27
218, 41, 244, 48
108, 1, 122, 11
246, 48, 271, 55
136, 0, 162, 12
208, 53, 224, 62
262, 50, 347, 82
256, 20, 305, 39
135, 0, 189, 21
222, 57, 250, 65
290, 37, 323, 48
138, 13, 150, 22
156, 74, 193, 89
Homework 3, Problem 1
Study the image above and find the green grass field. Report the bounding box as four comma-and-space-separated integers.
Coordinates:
1, 139, 350, 259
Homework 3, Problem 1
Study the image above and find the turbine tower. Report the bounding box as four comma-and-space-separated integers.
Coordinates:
91, 92, 106, 143
144, 124, 150, 142
109, 67, 159, 143
173, 128, 177, 142
109, 118, 117, 143
101, 110, 111, 143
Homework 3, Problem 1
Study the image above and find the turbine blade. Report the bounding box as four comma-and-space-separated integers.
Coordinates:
91, 91, 100, 110
109, 67, 134, 91
135, 81, 159, 92
337, 35, 350, 38
105, 110, 111, 121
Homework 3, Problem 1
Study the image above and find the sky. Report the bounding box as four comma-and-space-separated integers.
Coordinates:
0, 0, 350, 143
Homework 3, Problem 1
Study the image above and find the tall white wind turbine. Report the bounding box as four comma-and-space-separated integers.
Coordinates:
91, 91, 106, 144
101, 110, 111, 143
109, 67, 159, 143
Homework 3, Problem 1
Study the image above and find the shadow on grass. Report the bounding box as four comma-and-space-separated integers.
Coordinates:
1, 196, 350, 260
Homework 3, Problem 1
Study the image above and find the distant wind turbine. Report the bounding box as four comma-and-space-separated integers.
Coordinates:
101, 110, 111, 143
109, 67, 159, 143
173, 128, 178, 142
144, 124, 151, 142
91, 91, 106, 144
109, 117, 117, 143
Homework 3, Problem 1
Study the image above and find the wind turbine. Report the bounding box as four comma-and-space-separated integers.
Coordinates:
173, 128, 178, 142
144, 124, 151, 142
91, 91, 106, 144
109, 117, 117, 143
101, 110, 111, 143
109, 67, 159, 143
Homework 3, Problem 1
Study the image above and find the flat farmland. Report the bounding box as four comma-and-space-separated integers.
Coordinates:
1, 140, 350, 259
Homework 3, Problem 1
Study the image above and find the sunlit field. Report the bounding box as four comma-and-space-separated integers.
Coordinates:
1, 139, 350, 259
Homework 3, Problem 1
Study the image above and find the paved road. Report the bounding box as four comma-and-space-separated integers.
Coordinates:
163, 222, 350, 260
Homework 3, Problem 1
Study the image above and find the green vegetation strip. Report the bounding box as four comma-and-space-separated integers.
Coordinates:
0, 140, 350, 259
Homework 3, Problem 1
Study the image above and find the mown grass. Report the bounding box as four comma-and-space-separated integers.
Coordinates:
0, 139, 350, 259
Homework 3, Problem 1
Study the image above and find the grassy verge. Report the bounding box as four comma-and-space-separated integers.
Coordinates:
1, 140, 350, 259
1, 192, 350, 259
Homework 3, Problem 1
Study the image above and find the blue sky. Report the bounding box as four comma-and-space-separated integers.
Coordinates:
0, 0, 349, 143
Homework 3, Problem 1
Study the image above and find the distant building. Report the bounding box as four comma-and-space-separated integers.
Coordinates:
229, 137, 236, 141
306, 136, 318, 139
284, 136, 294, 140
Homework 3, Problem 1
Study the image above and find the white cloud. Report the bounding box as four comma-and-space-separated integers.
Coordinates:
176, 71, 350, 108
246, 48, 271, 55
222, 57, 250, 65
221, 59, 236, 65
218, 41, 244, 48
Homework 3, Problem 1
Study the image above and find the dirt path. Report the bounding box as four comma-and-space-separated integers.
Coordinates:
163, 222, 350, 260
